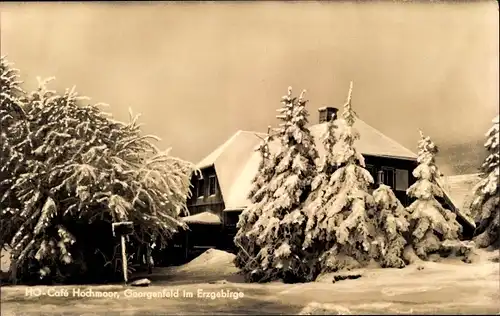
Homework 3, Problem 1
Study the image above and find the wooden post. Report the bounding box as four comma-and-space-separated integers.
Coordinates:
111, 221, 133, 285
121, 235, 128, 284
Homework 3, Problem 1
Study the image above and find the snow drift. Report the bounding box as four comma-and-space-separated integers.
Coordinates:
176, 248, 239, 277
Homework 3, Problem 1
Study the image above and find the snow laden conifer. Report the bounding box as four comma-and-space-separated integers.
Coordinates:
305, 82, 376, 272
406, 131, 463, 259
0, 56, 29, 248
317, 107, 340, 178
372, 185, 410, 268
234, 126, 275, 274
1, 69, 196, 283
241, 87, 319, 283
471, 116, 499, 248
302, 102, 340, 255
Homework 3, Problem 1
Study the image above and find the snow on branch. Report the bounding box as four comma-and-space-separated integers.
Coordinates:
1, 58, 197, 283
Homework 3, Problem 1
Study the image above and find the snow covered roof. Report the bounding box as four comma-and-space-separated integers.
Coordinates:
197, 119, 417, 210
309, 121, 417, 160
435, 173, 481, 229
181, 212, 222, 225
440, 173, 482, 219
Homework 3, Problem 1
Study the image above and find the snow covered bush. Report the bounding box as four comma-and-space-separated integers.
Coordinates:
235, 87, 319, 283
405, 131, 463, 260
0, 57, 196, 283
372, 185, 410, 268
302, 82, 376, 273
471, 116, 499, 249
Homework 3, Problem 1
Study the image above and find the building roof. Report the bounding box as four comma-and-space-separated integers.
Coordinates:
197, 118, 417, 210
440, 173, 482, 221
309, 121, 417, 161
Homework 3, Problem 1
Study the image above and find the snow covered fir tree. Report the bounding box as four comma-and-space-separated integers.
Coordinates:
405, 131, 466, 260
302, 93, 340, 255
234, 126, 275, 277
372, 184, 410, 268
471, 115, 499, 249
3, 54, 486, 287
301, 82, 378, 273
234, 87, 319, 283
235, 82, 477, 283
0, 57, 196, 284
0, 56, 27, 249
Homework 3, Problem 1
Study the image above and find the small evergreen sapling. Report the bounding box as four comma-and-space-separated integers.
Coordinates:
372, 184, 410, 268
471, 115, 499, 249
406, 131, 462, 259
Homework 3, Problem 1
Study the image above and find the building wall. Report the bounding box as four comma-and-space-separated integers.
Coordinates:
184, 156, 474, 254
187, 157, 418, 221
215, 156, 420, 252
363, 155, 418, 206
186, 165, 225, 216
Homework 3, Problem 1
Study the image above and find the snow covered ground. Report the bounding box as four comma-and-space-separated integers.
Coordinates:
1, 248, 499, 315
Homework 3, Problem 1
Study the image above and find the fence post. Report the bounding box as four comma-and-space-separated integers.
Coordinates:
120, 235, 127, 284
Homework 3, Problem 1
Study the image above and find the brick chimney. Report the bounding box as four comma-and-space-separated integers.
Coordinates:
318, 107, 338, 124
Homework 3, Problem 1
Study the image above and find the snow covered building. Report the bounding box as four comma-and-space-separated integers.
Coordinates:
184, 107, 476, 251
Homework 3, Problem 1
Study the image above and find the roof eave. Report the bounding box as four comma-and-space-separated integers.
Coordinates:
195, 163, 215, 170
363, 154, 418, 161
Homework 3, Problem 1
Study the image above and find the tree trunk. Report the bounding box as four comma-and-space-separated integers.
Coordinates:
9, 260, 17, 285
146, 243, 153, 274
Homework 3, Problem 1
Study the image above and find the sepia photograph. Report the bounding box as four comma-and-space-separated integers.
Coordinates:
0, 1, 499, 315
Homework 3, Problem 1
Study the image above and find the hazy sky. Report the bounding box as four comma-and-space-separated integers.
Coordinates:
1, 1, 498, 175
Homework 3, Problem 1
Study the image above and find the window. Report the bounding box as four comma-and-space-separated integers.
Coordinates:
197, 179, 204, 198
382, 167, 395, 188
208, 175, 217, 196
395, 169, 409, 191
